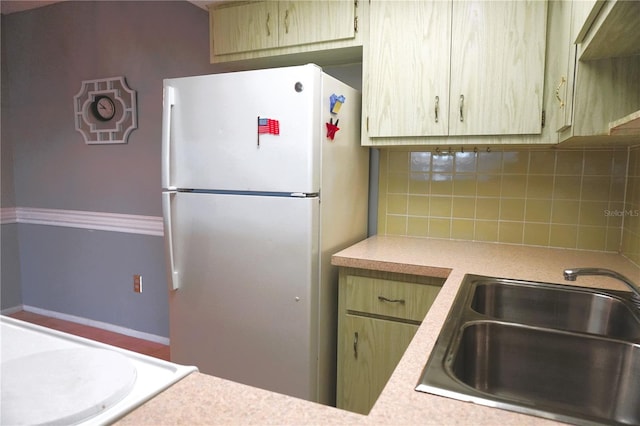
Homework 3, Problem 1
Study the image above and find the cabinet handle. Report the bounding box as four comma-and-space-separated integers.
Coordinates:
555, 76, 566, 107
353, 332, 358, 359
378, 296, 406, 304
284, 10, 290, 34
266, 13, 271, 36
459, 94, 464, 122
434, 96, 439, 123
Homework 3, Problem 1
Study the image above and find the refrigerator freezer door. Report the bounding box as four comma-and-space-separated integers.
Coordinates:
166, 192, 320, 401
163, 65, 322, 193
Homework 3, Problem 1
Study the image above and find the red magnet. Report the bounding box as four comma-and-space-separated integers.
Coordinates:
326, 118, 340, 140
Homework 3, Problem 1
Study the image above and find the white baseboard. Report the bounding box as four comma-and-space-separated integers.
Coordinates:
5, 305, 169, 345
0, 207, 163, 236
1, 305, 24, 315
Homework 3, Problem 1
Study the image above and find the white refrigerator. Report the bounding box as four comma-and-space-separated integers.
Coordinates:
161, 64, 369, 405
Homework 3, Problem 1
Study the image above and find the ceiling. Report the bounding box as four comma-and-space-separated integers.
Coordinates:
0, 0, 214, 15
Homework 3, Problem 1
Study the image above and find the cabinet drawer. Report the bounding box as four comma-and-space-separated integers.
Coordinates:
345, 275, 441, 322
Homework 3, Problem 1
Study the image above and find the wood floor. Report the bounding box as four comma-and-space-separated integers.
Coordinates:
8, 310, 170, 361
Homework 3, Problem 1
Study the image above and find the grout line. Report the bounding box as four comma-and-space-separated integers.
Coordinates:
521, 152, 530, 245
619, 145, 632, 252
575, 149, 585, 250
405, 153, 410, 236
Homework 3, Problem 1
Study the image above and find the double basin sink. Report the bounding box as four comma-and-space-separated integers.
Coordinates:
416, 274, 640, 425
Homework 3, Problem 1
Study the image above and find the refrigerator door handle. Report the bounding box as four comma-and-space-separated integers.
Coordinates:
290, 192, 319, 198
162, 85, 176, 190
162, 191, 179, 291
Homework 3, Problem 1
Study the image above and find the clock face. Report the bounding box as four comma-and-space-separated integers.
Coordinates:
91, 95, 116, 121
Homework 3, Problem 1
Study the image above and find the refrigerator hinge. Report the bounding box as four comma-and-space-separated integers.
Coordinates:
290, 192, 319, 198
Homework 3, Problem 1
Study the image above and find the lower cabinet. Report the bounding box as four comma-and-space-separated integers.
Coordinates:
339, 315, 418, 414
336, 267, 445, 414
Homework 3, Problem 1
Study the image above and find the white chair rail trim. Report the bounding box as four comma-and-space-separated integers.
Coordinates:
0, 207, 163, 236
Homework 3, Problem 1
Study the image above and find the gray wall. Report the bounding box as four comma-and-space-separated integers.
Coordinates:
2, 13, 22, 309
1, 224, 22, 308
5, 1, 214, 214
18, 225, 169, 336
1, 1, 221, 336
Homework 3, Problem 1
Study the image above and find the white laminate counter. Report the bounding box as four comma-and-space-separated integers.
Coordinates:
118, 236, 640, 425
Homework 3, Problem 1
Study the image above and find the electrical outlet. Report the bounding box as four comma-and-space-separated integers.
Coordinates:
133, 274, 143, 293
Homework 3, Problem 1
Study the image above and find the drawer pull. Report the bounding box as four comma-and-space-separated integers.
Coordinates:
353, 332, 358, 359
284, 9, 290, 34
266, 13, 271, 36
378, 296, 405, 305
555, 76, 566, 107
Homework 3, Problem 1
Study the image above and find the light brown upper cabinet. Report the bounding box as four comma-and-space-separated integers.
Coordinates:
209, 1, 363, 65
210, 2, 280, 56
546, 0, 640, 142
363, 0, 548, 145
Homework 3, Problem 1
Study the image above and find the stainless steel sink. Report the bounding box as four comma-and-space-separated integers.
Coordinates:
471, 280, 640, 341
453, 322, 640, 424
416, 274, 640, 425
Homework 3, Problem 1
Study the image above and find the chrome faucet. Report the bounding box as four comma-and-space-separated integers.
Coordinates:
564, 268, 640, 309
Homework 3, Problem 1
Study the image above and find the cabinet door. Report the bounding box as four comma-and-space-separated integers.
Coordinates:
278, 1, 356, 48
365, 0, 451, 137
338, 315, 418, 414
547, 0, 575, 132
211, 2, 279, 56
449, 1, 547, 135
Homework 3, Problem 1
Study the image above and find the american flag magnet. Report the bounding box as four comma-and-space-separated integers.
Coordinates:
257, 117, 280, 146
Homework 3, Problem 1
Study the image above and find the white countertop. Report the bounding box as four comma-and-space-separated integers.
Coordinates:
1, 316, 196, 425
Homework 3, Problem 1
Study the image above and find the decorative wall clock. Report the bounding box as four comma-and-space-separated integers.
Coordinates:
74, 76, 137, 144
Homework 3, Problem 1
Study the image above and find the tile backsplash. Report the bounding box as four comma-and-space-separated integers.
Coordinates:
378, 146, 639, 264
